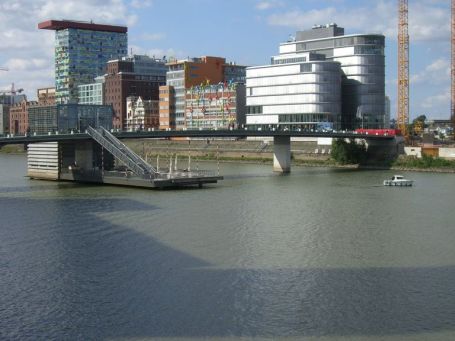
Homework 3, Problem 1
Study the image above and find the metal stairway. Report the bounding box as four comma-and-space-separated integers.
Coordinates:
87, 126, 158, 178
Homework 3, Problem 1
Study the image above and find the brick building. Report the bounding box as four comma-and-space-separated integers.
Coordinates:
9, 100, 36, 135
104, 56, 166, 129
37, 87, 56, 106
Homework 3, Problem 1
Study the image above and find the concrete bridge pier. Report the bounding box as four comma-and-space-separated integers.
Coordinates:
273, 136, 291, 173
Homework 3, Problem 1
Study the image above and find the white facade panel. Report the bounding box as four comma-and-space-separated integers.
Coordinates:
27, 142, 59, 180
279, 44, 296, 54
247, 74, 322, 87
247, 64, 301, 78
246, 114, 279, 124
263, 104, 324, 114
250, 83, 339, 96
248, 94, 331, 106
333, 46, 355, 57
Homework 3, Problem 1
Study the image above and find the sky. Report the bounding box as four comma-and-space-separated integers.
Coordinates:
0, 0, 452, 120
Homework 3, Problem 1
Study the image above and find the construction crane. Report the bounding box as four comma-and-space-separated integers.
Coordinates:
452, 0, 455, 139
0, 83, 24, 105
397, 0, 409, 137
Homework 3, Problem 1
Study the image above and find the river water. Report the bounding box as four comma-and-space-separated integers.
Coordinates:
1, 153, 455, 340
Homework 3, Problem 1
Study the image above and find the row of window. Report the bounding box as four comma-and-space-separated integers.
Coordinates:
247, 74, 341, 87
247, 83, 340, 96
247, 93, 340, 106
295, 36, 384, 52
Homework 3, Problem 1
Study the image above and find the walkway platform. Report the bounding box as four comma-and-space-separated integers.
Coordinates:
59, 170, 223, 189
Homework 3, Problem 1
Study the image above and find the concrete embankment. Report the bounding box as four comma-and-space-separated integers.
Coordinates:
124, 138, 332, 164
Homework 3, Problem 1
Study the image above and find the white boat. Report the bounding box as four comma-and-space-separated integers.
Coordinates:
383, 175, 413, 187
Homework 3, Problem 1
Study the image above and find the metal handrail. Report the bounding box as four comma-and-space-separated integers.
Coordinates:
87, 126, 150, 177
99, 127, 158, 174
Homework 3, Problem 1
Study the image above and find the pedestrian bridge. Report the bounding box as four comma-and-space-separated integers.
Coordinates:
0, 129, 400, 184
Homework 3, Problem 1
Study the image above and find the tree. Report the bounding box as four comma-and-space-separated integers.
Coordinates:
331, 138, 367, 165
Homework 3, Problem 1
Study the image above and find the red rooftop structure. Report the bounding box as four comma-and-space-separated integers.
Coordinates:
38, 20, 127, 33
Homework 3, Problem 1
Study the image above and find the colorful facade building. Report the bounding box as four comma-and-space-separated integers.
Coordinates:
38, 20, 127, 104
126, 96, 159, 131
185, 82, 245, 130
159, 56, 246, 130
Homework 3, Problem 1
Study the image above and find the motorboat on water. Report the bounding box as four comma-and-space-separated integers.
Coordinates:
383, 175, 413, 187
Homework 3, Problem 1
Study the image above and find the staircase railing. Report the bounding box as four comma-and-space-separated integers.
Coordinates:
87, 126, 157, 178
98, 127, 157, 174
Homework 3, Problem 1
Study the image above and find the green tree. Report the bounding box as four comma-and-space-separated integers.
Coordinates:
331, 138, 367, 165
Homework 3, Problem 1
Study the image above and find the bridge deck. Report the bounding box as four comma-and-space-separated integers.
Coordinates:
0, 129, 395, 146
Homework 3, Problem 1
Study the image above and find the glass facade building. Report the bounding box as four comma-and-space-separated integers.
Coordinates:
78, 77, 104, 105
28, 104, 113, 135
246, 52, 342, 130
278, 24, 386, 129
39, 20, 127, 104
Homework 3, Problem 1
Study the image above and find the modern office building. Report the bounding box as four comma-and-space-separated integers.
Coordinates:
247, 24, 387, 129
28, 104, 113, 135
104, 55, 166, 129
246, 52, 342, 130
160, 56, 246, 130
38, 20, 127, 104
78, 77, 105, 105
185, 83, 246, 130
278, 24, 385, 129
125, 96, 159, 131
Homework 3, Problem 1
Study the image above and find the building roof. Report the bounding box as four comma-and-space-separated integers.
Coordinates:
38, 20, 127, 33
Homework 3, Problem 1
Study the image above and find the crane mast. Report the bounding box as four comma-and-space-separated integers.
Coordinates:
452, 0, 455, 139
398, 0, 409, 136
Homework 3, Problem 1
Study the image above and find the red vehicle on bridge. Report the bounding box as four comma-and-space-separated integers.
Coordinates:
355, 128, 402, 136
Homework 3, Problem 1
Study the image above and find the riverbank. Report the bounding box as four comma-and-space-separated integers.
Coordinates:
2, 140, 455, 173
0, 144, 26, 154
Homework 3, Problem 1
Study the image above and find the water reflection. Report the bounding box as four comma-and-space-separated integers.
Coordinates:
1, 195, 455, 340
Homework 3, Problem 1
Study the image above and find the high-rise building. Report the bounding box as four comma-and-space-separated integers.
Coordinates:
160, 56, 246, 130
104, 55, 166, 129
38, 20, 127, 104
279, 24, 385, 129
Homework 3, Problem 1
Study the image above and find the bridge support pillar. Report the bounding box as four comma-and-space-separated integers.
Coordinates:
75, 141, 94, 169
273, 136, 291, 173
